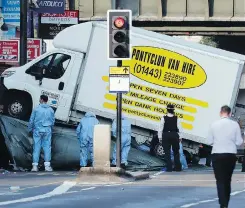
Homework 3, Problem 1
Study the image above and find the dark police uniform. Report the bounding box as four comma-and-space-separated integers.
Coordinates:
158, 104, 182, 172
162, 115, 182, 172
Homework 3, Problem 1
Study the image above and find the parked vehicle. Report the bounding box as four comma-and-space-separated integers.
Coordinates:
1, 22, 245, 163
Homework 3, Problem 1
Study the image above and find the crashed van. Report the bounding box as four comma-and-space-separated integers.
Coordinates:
0, 22, 244, 164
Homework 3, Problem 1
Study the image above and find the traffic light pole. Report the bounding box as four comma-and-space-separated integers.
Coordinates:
116, 60, 122, 167
20, 0, 28, 66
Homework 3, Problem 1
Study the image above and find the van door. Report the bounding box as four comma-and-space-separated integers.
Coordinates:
25, 51, 84, 122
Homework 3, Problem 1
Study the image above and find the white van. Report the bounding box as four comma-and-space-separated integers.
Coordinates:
1, 22, 244, 162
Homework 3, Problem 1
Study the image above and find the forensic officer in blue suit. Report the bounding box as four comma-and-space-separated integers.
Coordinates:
76, 112, 99, 167
28, 95, 55, 172
111, 115, 131, 169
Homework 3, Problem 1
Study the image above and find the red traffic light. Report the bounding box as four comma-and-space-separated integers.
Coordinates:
114, 17, 125, 29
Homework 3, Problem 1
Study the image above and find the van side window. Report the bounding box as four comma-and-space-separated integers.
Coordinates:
26, 53, 71, 79
45, 54, 71, 79
26, 55, 53, 75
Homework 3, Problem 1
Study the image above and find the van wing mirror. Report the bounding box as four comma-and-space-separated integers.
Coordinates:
34, 72, 43, 81
29, 67, 44, 80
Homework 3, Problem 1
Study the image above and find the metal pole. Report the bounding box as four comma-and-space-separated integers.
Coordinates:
116, 60, 122, 167
30, 10, 34, 38
68, 0, 75, 10
20, 0, 28, 66
37, 13, 41, 38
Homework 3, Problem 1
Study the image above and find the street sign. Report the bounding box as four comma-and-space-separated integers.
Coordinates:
29, 0, 65, 14
40, 10, 78, 39
109, 66, 130, 93
0, 40, 19, 63
27, 38, 42, 61
41, 10, 79, 24
39, 23, 73, 39
2, 0, 20, 25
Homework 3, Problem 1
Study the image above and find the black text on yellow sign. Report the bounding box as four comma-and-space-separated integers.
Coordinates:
104, 94, 195, 122
103, 102, 193, 130
102, 76, 209, 108
122, 46, 207, 89
109, 66, 130, 75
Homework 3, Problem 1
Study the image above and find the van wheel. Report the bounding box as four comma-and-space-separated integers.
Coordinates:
5, 94, 31, 120
191, 155, 200, 165
154, 143, 165, 158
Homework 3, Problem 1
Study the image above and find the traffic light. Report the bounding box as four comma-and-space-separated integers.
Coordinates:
107, 10, 132, 60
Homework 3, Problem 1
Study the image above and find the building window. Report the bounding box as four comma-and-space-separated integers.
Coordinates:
115, 0, 140, 16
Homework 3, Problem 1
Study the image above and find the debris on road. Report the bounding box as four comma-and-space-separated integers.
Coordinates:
0, 116, 165, 171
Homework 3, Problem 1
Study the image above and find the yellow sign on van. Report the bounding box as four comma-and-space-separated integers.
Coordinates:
109, 66, 130, 75
123, 46, 207, 89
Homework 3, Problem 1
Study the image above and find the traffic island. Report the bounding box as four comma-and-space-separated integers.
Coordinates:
78, 125, 150, 181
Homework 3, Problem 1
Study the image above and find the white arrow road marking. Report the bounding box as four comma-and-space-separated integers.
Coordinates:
0, 181, 77, 206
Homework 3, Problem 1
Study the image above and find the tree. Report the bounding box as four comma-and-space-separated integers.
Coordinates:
200, 36, 218, 48
200, 36, 245, 55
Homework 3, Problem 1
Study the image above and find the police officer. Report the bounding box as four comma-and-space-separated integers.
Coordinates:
28, 95, 55, 172
158, 104, 182, 172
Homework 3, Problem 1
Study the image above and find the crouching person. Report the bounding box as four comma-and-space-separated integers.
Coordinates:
111, 115, 131, 169
76, 112, 99, 168
28, 95, 55, 172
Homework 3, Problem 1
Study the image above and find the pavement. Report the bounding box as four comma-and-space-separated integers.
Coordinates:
0, 164, 244, 208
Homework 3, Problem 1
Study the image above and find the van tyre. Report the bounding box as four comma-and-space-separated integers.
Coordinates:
4, 94, 31, 120
154, 143, 165, 158
191, 155, 200, 165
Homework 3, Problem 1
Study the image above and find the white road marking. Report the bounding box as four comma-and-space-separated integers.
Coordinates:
80, 187, 96, 191
160, 180, 216, 182
180, 189, 245, 207
66, 191, 79, 194
154, 171, 164, 176
105, 184, 122, 187
0, 192, 22, 196
0, 181, 77, 206
122, 182, 133, 185
150, 171, 164, 178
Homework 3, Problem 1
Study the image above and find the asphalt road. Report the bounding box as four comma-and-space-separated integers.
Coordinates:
0, 166, 244, 208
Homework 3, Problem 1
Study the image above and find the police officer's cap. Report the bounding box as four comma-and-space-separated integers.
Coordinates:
166, 104, 175, 110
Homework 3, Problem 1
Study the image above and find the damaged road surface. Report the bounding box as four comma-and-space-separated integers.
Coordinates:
0, 116, 164, 171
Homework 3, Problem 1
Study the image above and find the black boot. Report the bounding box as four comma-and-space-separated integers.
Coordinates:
121, 163, 126, 169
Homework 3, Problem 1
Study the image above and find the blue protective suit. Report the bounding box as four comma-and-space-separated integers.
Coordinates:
111, 116, 131, 165
28, 104, 55, 165
76, 112, 99, 167
171, 142, 188, 170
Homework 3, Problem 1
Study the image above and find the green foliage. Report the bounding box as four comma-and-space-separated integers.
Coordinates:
199, 36, 245, 55
200, 36, 218, 48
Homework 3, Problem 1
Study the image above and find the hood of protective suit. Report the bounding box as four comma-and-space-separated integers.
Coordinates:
40, 104, 50, 108
85, 112, 96, 118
